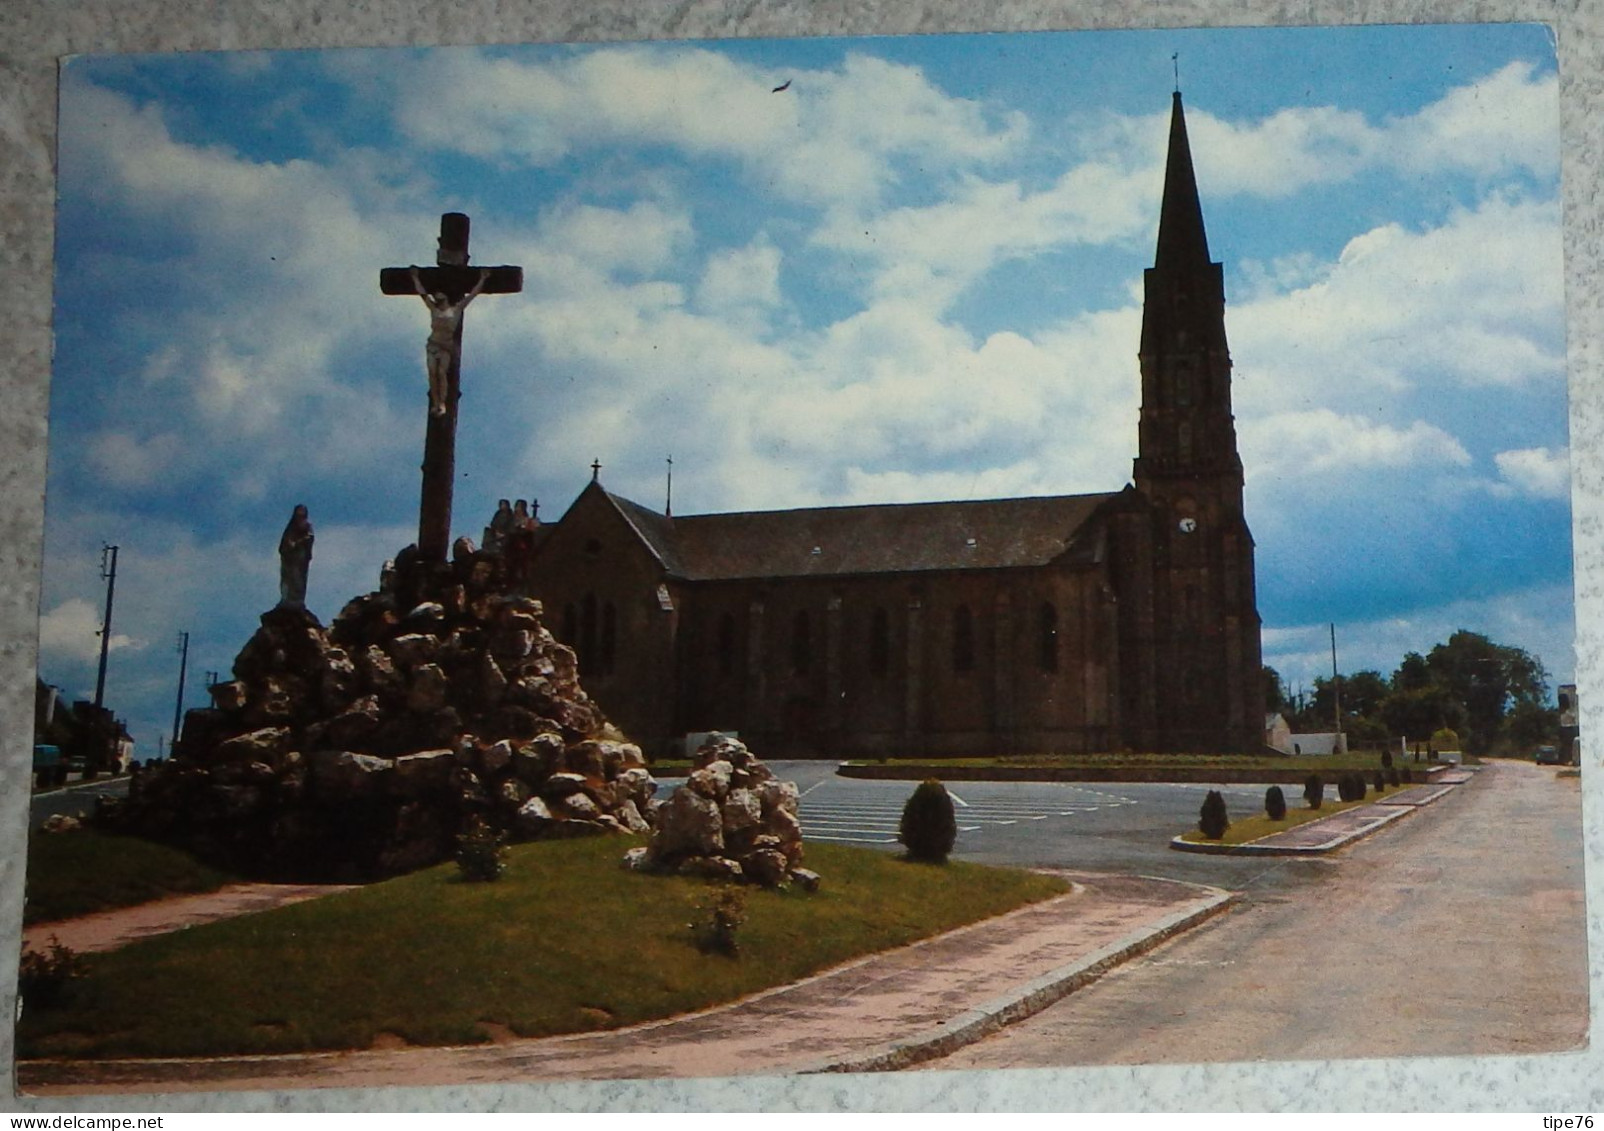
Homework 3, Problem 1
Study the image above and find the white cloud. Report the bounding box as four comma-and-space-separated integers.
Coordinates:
1231, 194, 1563, 414
695, 236, 783, 327
1242, 409, 1470, 485
37, 599, 139, 666
384, 47, 1024, 212
1496, 446, 1571, 499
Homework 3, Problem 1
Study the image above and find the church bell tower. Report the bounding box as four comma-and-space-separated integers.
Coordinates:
1125, 92, 1264, 753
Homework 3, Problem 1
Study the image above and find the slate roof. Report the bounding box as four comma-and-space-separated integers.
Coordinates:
601, 488, 1118, 581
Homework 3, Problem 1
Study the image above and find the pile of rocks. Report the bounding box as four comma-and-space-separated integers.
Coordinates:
627, 734, 818, 889
108, 549, 658, 881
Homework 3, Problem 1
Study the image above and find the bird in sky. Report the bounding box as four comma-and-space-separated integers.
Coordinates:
772, 79, 792, 92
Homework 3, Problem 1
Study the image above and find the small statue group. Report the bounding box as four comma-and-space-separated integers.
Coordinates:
483, 498, 540, 584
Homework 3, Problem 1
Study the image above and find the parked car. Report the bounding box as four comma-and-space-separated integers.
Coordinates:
1535, 744, 1562, 765
32, 744, 64, 788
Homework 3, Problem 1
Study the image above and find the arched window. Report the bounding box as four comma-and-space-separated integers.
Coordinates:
580, 593, 598, 675
791, 610, 812, 675
868, 606, 890, 676
1038, 602, 1059, 673
952, 604, 974, 673
717, 612, 737, 677
601, 602, 617, 675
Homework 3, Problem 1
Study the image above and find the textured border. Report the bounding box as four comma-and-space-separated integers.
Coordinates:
2, 0, 1601, 1113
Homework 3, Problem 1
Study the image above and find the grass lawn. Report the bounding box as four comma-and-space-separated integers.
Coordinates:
24, 829, 236, 925
1177, 785, 1423, 847
17, 836, 1068, 1060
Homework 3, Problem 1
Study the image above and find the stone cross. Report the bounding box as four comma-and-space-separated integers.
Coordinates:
381, 213, 523, 562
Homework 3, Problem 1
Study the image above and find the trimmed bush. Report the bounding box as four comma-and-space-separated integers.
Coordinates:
1387, 767, 1401, 787
1265, 785, 1288, 821
1381, 749, 1394, 769
690, 884, 747, 957
454, 817, 508, 883
1198, 790, 1229, 840
1303, 774, 1324, 810
18, 937, 85, 1011
1372, 770, 1386, 794
899, 779, 958, 863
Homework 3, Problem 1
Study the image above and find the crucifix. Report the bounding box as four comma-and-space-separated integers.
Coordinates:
381, 213, 523, 562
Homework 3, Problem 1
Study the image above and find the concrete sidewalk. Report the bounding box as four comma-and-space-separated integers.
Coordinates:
19, 871, 1233, 1095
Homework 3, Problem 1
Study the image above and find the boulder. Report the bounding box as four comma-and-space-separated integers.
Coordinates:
650, 787, 723, 860
407, 663, 450, 713
308, 750, 394, 799
393, 749, 456, 796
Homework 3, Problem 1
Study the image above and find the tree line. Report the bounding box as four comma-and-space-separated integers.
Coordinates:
1266, 629, 1558, 755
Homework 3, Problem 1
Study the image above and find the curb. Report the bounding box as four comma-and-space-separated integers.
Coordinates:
834, 763, 1456, 786
794, 886, 1238, 1074
1169, 779, 1461, 856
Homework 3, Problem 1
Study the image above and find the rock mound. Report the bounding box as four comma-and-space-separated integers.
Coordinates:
108, 551, 657, 881
626, 734, 817, 889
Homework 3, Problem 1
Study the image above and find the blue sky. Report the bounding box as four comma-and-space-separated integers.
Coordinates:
40, 24, 1569, 749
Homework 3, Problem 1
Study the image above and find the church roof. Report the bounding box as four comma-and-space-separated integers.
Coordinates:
1154, 91, 1212, 271
601, 489, 1117, 581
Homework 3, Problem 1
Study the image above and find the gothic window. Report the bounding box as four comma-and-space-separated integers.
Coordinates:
952, 604, 975, 673
717, 612, 737, 677
1175, 364, 1192, 407
580, 593, 598, 675
601, 602, 617, 675
1038, 602, 1059, 673
869, 606, 890, 676
791, 610, 812, 675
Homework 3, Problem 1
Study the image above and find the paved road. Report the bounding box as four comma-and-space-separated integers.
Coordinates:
29, 777, 129, 825
761, 761, 1333, 895
918, 758, 1586, 1067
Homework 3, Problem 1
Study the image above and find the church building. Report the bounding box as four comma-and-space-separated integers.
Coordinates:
523, 93, 1264, 758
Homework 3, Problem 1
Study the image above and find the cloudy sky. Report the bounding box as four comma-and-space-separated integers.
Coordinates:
40, 23, 1569, 750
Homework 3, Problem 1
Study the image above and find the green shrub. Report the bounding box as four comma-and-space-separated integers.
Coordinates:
1198, 790, 1229, 840
1265, 785, 1287, 820
899, 779, 958, 863
454, 817, 508, 882
1372, 770, 1386, 794
1303, 774, 1324, 810
18, 936, 86, 1011
1387, 767, 1401, 787
1381, 749, 1394, 769
690, 884, 747, 957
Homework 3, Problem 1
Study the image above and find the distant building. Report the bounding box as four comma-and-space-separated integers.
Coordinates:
524, 94, 1264, 758
1265, 713, 1293, 754
1288, 731, 1348, 757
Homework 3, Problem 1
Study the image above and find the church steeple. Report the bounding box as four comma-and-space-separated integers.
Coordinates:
1135, 89, 1237, 490
1154, 92, 1211, 273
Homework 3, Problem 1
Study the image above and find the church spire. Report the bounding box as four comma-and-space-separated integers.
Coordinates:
1153, 91, 1211, 271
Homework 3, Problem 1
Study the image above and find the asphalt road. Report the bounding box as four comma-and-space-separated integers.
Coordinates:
763, 760, 1331, 895
919, 758, 1587, 1067
29, 777, 130, 824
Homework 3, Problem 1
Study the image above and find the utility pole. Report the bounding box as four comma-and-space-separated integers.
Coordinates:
172, 631, 190, 751
1330, 622, 1342, 739
93, 544, 119, 710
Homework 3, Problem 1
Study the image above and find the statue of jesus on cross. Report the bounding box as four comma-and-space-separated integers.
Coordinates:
411, 265, 492, 416
380, 213, 523, 562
